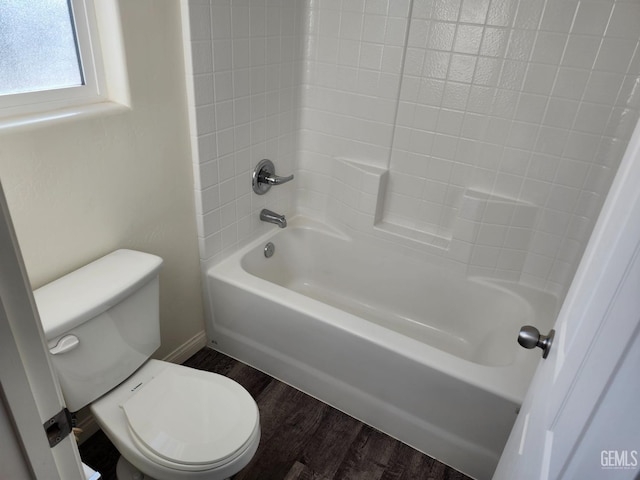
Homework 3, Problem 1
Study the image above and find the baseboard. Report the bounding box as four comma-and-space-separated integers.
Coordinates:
163, 330, 208, 365
76, 330, 208, 445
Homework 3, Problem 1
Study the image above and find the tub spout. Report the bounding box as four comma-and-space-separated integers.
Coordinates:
260, 209, 287, 228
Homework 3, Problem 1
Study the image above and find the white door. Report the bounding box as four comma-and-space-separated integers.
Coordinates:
493, 121, 640, 479
0, 181, 84, 480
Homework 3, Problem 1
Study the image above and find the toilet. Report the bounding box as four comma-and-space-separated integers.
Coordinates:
34, 249, 260, 480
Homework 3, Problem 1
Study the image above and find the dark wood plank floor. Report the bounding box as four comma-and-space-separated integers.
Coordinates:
80, 348, 472, 480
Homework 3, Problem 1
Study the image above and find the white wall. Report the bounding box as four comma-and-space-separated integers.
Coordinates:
297, 0, 640, 298
183, 0, 306, 269
0, 0, 203, 360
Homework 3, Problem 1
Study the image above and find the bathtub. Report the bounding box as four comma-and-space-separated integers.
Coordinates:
206, 216, 557, 479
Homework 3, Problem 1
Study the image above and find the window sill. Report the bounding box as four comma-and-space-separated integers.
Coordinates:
0, 102, 131, 133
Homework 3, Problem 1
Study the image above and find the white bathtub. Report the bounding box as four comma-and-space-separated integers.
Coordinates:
206, 216, 557, 479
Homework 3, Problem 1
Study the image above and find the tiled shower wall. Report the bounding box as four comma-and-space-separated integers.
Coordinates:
182, 0, 305, 267
184, 0, 640, 298
298, 0, 640, 297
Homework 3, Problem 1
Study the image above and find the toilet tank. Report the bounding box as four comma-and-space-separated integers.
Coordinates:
34, 249, 163, 412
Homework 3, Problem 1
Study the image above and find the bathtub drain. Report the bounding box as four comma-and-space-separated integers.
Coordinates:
264, 242, 275, 258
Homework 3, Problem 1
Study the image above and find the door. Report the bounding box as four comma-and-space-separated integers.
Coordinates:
493, 121, 640, 478
0, 180, 84, 480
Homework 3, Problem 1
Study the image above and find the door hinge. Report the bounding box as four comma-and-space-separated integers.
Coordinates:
43, 408, 72, 448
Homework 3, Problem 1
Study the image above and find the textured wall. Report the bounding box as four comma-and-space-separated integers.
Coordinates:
0, 0, 203, 360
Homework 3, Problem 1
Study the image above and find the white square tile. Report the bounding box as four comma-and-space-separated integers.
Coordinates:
197, 133, 217, 162
360, 43, 384, 70
453, 25, 483, 55
193, 74, 215, 106
480, 27, 509, 57
474, 57, 503, 86
214, 72, 234, 101
504, 226, 533, 249
493, 172, 523, 198
477, 223, 508, 246
362, 14, 387, 43
423, 51, 451, 79
536, 126, 568, 156
572, 2, 612, 36
198, 159, 219, 189
513, 0, 545, 29
506, 30, 536, 62
366, 0, 390, 16
562, 35, 601, 69
573, 103, 612, 135
418, 78, 446, 106
441, 82, 470, 110
552, 67, 590, 100
543, 98, 579, 129
189, 3, 212, 41
211, 5, 231, 39
594, 38, 637, 74
522, 63, 557, 95
432, 135, 459, 160
499, 60, 527, 90
436, 109, 465, 135
432, 0, 462, 21
428, 22, 457, 51
531, 32, 567, 65
340, 11, 364, 39
459, 0, 490, 24
514, 93, 547, 123
201, 185, 221, 214
385, 17, 409, 46
191, 41, 214, 74
486, 0, 518, 27
607, 3, 640, 39
540, 0, 578, 33
470, 244, 501, 267
202, 209, 222, 237
497, 249, 526, 271
448, 54, 477, 83
547, 184, 581, 212
412, 0, 434, 19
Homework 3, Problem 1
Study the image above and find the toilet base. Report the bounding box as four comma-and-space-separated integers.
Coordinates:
116, 456, 230, 480
117, 455, 155, 480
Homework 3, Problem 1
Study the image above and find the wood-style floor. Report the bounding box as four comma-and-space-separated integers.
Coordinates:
79, 348, 472, 480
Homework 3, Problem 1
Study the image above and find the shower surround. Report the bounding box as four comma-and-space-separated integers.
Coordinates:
181, 0, 640, 476
183, 0, 640, 300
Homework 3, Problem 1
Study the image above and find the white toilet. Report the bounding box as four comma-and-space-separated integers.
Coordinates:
34, 249, 260, 480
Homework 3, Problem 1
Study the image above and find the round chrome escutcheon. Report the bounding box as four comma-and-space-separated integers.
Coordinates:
264, 242, 275, 258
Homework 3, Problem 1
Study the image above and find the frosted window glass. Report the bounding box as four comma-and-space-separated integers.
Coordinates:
0, 0, 83, 96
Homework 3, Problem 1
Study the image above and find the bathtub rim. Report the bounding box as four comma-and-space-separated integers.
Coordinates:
206, 215, 556, 405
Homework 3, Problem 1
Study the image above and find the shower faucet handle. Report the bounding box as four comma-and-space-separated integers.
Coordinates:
262, 172, 294, 185
252, 159, 294, 195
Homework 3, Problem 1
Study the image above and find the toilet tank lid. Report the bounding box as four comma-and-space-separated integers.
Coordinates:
34, 249, 163, 341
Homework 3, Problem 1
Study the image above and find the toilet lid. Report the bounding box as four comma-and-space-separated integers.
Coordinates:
120, 367, 258, 468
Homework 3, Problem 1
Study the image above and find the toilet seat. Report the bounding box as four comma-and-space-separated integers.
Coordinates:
120, 366, 260, 472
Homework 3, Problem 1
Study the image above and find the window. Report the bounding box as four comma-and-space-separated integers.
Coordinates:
0, 0, 105, 118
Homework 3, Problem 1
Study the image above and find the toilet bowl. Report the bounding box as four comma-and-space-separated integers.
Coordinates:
34, 249, 260, 480
92, 360, 260, 480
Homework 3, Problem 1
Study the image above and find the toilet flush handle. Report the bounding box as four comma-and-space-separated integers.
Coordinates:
49, 334, 80, 355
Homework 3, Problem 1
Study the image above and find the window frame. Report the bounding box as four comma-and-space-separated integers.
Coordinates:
0, 0, 107, 119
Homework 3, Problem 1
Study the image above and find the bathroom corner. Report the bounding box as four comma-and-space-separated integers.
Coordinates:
0, 0, 205, 361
